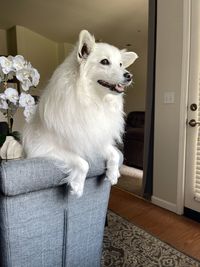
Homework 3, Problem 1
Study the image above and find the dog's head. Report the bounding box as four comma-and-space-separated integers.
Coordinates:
77, 30, 138, 94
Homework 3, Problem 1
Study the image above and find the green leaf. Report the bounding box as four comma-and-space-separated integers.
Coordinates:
0, 134, 7, 147
10, 131, 21, 143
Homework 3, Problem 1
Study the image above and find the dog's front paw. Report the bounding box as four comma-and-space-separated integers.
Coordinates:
70, 180, 84, 198
67, 161, 89, 198
106, 168, 120, 185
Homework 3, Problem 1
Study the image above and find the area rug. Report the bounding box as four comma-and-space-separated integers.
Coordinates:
117, 165, 143, 195
102, 211, 200, 267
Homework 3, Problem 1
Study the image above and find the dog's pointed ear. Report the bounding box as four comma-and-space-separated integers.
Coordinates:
77, 30, 95, 62
121, 50, 138, 68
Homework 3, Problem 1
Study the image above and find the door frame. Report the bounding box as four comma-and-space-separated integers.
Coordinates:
142, 0, 157, 199
176, 0, 191, 215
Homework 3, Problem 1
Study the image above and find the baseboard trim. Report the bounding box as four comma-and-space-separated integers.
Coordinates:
184, 207, 200, 223
152, 196, 177, 213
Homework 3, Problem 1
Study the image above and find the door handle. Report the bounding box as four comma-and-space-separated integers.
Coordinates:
190, 103, 198, 111
188, 119, 200, 127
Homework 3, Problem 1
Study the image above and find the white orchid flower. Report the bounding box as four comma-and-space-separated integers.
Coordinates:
16, 66, 39, 91
0, 54, 40, 122
21, 79, 32, 91
0, 93, 6, 100
31, 68, 40, 87
0, 56, 14, 74
16, 68, 29, 83
13, 55, 26, 71
4, 87, 19, 105
0, 93, 8, 109
19, 92, 35, 107
16, 68, 31, 91
0, 99, 8, 110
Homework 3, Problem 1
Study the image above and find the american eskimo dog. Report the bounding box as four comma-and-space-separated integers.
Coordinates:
23, 30, 138, 197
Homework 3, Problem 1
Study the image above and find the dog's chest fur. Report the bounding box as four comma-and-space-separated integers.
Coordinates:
54, 91, 124, 159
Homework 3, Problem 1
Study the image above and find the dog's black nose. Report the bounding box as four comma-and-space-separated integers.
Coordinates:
123, 72, 132, 81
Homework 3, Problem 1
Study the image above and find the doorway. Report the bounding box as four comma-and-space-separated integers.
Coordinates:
116, 0, 148, 196
184, 0, 200, 217
117, 0, 156, 199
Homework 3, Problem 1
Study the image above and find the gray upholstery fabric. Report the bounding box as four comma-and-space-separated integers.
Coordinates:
0, 157, 107, 196
0, 154, 122, 267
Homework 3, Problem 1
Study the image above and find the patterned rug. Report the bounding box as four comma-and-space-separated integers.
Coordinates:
102, 211, 200, 267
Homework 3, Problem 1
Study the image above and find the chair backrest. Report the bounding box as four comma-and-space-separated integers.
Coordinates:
126, 111, 145, 128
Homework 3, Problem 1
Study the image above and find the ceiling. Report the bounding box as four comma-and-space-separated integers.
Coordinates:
0, 0, 148, 49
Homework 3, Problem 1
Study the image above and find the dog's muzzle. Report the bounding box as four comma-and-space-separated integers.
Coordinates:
97, 80, 127, 93
98, 71, 132, 93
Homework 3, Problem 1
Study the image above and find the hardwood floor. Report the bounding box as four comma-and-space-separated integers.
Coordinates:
108, 186, 200, 261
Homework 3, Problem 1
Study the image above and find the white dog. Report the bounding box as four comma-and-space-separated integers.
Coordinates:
23, 30, 138, 197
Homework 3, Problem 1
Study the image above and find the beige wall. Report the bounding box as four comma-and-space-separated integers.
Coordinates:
14, 25, 59, 93
57, 42, 74, 64
124, 7, 148, 114
0, 29, 8, 55
153, 0, 183, 207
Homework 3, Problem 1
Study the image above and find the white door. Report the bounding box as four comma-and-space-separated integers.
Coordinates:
185, 0, 200, 212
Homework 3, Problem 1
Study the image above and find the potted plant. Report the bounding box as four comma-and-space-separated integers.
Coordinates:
0, 55, 40, 159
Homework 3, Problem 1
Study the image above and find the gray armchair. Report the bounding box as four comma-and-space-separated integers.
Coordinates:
123, 111, 145, 169
0, 157, 113, 267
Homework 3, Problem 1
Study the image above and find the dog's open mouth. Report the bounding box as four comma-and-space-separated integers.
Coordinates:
97, 80, 125, 93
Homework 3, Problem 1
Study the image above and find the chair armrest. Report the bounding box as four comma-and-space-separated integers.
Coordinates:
0, 151, 123, 196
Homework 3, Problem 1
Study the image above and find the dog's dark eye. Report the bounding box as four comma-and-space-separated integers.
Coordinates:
100, 59, 110, 65
120, 63, 122, 67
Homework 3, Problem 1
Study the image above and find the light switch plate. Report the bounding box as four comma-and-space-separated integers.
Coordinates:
164, 92, 175, 104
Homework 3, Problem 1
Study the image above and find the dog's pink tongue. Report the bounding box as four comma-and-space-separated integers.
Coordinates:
115, 84, 124, 92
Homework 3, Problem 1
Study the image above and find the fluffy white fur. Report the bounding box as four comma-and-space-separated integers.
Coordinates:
23, 30, 138, 197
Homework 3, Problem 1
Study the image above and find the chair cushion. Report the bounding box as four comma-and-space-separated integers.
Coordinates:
124, 128, 144, 141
